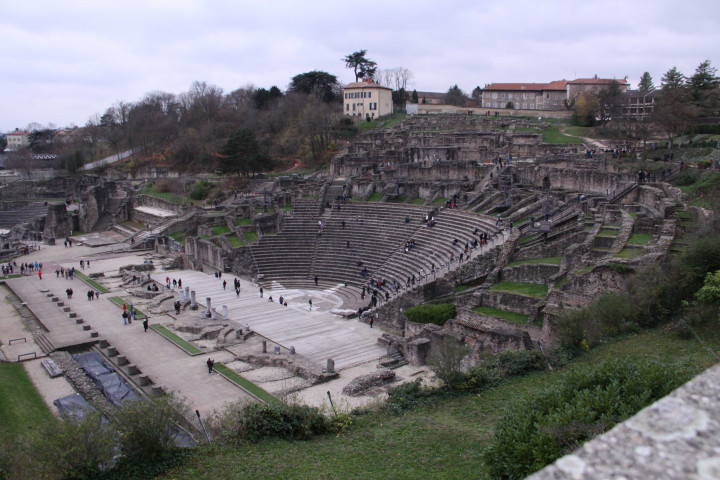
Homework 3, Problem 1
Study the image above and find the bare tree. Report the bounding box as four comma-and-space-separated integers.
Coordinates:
375, 67, 414, 91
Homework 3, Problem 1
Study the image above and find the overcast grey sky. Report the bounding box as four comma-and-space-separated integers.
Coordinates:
2, 0, 719, 132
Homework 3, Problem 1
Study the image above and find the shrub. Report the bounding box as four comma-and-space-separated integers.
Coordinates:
556, 290, 640, 350
189, 180, 212, 200
383, 379, 436, 414
112, 396, 188, 467
6, 412, 114, 480
212, 401, 330, 444
463, 350, 546, 392
155, 178, 172, 193
672, 168, 701, 186
484, 359, 688, 480
404, 303, 457, 325
429, 338, 469, 389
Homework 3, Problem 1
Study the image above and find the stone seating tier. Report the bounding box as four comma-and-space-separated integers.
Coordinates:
251, 202, 504, 293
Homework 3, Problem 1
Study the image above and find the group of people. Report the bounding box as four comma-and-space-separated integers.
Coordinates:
55, 266, 75, 280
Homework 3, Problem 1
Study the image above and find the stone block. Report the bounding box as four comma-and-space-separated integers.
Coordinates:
62, 307, 71, 312
151, 384, 164, 396
68, 312, 77, 318
82, 324, 91, 331
117, 355, 129, 366
127, 364, 139, 375
56, 301, 64, 307
107, 346, 118, 357
99, 339, 109, 348
138, 374, 150, 386
51, 296, 58, 302
75, 318, 83, 324
90, 330, 99, 338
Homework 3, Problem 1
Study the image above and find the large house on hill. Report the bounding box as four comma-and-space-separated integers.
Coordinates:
4, 129, 30, 152
343, 79, 393, 119
482, 80, 568, 111
482, 77, 629, 111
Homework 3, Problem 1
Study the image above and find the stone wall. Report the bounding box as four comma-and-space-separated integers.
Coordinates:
499, 264, 560, 284
42, 204, 72, 239
480, 290, 540, 315
185, 237, 225, 271
136, 194, 186, 214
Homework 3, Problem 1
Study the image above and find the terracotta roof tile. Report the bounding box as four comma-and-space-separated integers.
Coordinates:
568, 78, 629, 85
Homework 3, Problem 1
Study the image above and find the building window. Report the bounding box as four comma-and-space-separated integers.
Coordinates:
492, 93, 498, 99
346, 104, 349, 111
508, 93, 513, 99
529, 104, 534, 109
368, 92, 372, 98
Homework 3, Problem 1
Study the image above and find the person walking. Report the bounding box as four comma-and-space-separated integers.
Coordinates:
142, 318, 149, 333
314, 276, 319, 286
38, 270, 42, 280
206, 358, 214, 374
369, 316, 374, 328
122, 310, 129, 325
308, 298, 313, 311
223, 280, 227, 290
259, 287, 263, 298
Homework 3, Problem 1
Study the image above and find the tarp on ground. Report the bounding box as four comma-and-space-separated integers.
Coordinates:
53, 393, 95, 420
73, 351, 139, 405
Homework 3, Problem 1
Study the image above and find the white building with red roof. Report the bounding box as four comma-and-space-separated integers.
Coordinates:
4, 128, 30, 151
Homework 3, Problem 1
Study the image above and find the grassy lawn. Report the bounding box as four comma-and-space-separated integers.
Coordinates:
455, 285, 470, 293
627, 232, 654, 245
615, 248, 646, 259
412, 198, 426, 205
489, 281, 548, 298
472, 306, 528, 325
168, 231, 186, 243
368, 192, 383, 202
0, 363, 55, 442
150, 324, 203, 355
164, 326, 720, 479
108, 297, 146, 319
597, 228, 620, 237
243, 232, 258, 244
356, 113, 407, 131
432, 197, 448, 206
228, 236, 245, 248
575, 265, 595, 275
236, 218, 252, 226
628, 211, 638, 218
542, 125, 584, 144
139, 185, 186, 204
212, 225, 231, 236
74, 271, 110, 293
213, 363, 279, 404
506, 256, 562, 268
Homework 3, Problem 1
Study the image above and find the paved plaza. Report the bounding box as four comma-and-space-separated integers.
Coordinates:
0, 240, 388, 416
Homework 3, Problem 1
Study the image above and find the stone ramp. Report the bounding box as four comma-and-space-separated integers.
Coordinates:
151, 270, 386, 370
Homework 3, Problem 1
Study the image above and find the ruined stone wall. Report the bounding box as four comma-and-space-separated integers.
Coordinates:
560, 265, 628, 297
515, 163, 634, 194
136, 194, 186, 214
500, 264, 560, 284
480, 290, 539, 315
185, 237, 225, 271
42, 204, 72, 239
